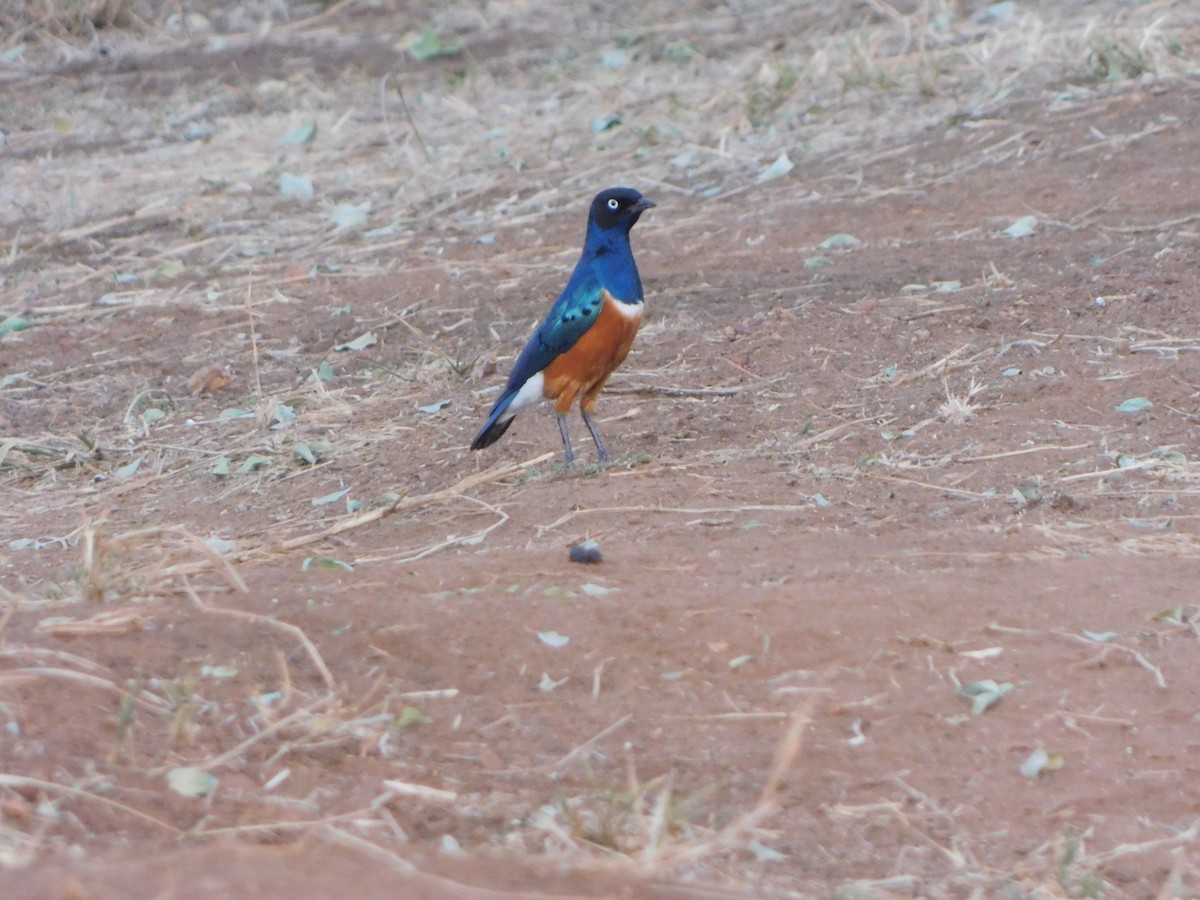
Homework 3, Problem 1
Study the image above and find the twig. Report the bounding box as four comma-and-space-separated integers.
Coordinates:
537, 503, 812, 536
183, 577, 336, 691
260, 452, 552, 557
790, 415, 887, 451
1059, 459, 1161, 483
191, 801, 385, 837
861, 471, 995, 500
667, 712, 791, 721
0, 774, 180, 834
650, 686, 824, 870
183, 531, 249, 593
392, 73, 432, 161
246, 281, 263, 401
34, 609, 147, 637
901, 304, 968, 322
548, 713, 632, 774
592, 657, 613, 700
323, 824, 418, 872
1056, 631, 1168, 689
360, 495, 510, 565
0, 667, 169, 714
381, 778, 458, 803
606, 377, 786, 398
1090, 817, 1199, 865
884, 343, 972, 387
192, 696, 336, 773
1060, 121, 1174, 160
397, 688, 459, 700
959, 442, 1091, 462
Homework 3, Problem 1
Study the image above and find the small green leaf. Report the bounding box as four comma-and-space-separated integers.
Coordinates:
167, 767, 218, 798
0, 315, 30, 335
957, 679, 1012, 715
114, 456, 143, 479
236, 455, 272, 474
538, 672, 569, 692
293, 443, 316, 465
1003, 215, 1038, 238
0, 44, 26, 65
141, 407, 167, 423
407, 27, 464, 61
201, 664, 238, 679
537, 630, 570, 648
592, 114, 622, 133
334, 331, 378, 352
346, 498, 363, 514
804, 255, 833, 269
218, 407, 255, 423
393, 706, 430, 729
746, 840, 788, 862
1116, 397, 1152, 413
600, 48, 629, 69
302, 556, 353, 572
212, 457, 231, 476
183, 121, 210, 141
271, 404, 296, 429
330, 202, 371, 230
756, 151, 794, 182
312, 361, 335, 380
664, 41, 695, 64
818, 233, 862, 250
156, 260, 186, 279
279, 121, 317, 146
312, 488, 351, 506
279, 172, 314, 200
1150, 607, 1185, 624
580, 583, 617, 597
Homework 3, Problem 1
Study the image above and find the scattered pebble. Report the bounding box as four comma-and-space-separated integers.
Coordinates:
568, 539, 603, 565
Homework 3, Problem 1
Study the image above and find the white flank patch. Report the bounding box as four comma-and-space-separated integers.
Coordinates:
508, 370, 546, 413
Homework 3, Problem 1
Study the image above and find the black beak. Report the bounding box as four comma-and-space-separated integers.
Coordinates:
632, 197, 656, 212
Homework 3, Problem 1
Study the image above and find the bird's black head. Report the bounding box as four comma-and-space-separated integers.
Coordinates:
589, 187, 655, 232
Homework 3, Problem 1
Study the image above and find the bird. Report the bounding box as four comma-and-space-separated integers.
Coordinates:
470, 186, 655, 464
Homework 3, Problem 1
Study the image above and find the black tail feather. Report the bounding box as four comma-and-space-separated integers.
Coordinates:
470, 415, 515, 451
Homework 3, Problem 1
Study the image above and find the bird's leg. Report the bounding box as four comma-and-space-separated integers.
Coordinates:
556, 413, 577, 465
580, 410, 610, 463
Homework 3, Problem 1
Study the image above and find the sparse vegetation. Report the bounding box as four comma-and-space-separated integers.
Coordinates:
3, 0, 1200, 896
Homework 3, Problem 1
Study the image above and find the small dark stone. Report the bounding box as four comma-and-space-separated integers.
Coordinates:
568, 540, 603, 565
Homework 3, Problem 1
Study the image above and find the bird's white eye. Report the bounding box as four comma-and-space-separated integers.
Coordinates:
607, 198, 620, 210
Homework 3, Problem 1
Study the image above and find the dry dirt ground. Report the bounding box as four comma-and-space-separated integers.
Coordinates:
2, 1, 1200, 897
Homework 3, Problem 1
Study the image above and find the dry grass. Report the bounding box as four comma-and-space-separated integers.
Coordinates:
3, 0, 1200, 896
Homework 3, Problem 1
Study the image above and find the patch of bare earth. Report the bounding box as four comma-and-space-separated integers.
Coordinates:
3, 1, 1200, 896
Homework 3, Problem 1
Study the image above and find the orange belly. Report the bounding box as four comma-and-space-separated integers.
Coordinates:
542, 290, 642, 414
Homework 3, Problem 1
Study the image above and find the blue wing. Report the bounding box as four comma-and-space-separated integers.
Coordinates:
509, 266, 603, 387
469, 265, 603, 450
